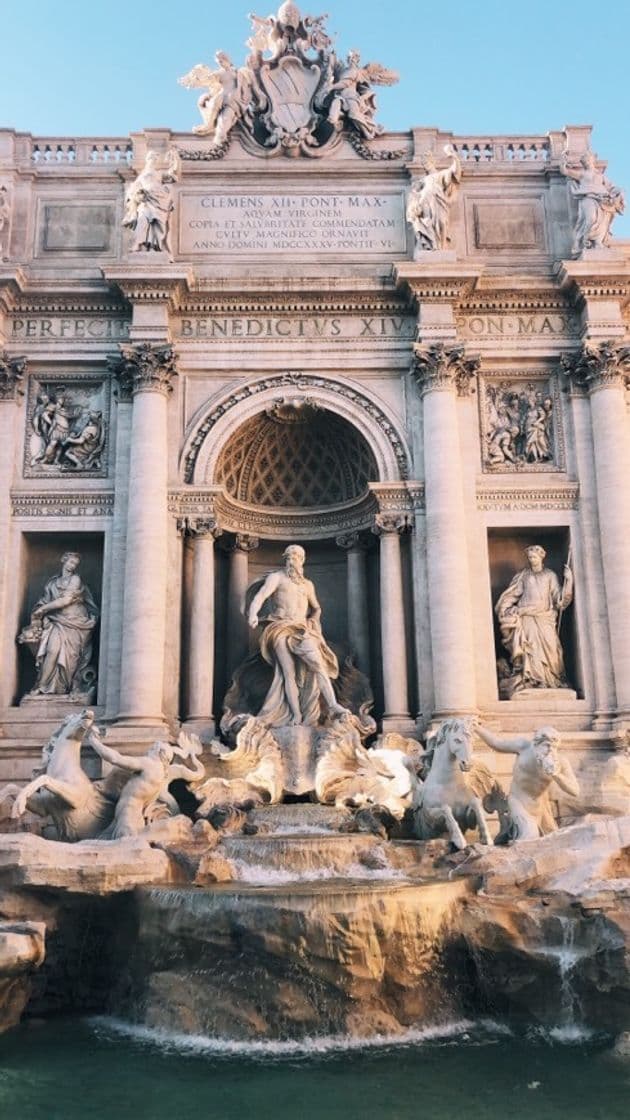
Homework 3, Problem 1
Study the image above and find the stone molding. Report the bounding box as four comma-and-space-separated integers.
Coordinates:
109, 342, 178, 399
14, 298, 129, 316
561, 341, 630, 394
102, 267, 193, 311
475, 484, 579, 511
0, 352, 27, 400
394, 265, 479, 305
369, 481, 425, 512
183, 371, 411, 485
10, 491, 115, 518
411, 342, 480, 397
179, 293, 412, 316
169, 486, 381, 542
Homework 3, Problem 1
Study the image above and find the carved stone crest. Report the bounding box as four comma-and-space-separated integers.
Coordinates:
179, 4, 398, 159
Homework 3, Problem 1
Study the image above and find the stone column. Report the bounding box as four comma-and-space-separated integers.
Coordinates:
411, 343, 479, 716
181, 517, 223, 725
564, 343, 630, 718
226, 534, 259, 676
373, 514, 411, 725
0, 350, 26, 708
336, 532, 370, 674
110, 343, 177, 725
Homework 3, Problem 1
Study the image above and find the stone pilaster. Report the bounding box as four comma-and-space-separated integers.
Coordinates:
0, 348, 27, 709
372, 513, 412, 730
226, 533, 259, 677
179, 516, 223, 730
108, 342, 177, 725
411, 343, 479, 716
336, 532, 371, 675
563, 342, 630, 719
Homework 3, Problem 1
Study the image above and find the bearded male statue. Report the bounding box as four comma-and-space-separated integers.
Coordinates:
246, 544, 349, 728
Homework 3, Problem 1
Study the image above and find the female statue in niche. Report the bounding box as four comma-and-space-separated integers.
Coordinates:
19, 552, 99, 700
495, 545, 573, 697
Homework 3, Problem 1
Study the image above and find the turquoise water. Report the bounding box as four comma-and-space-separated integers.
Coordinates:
0, 1018, 628, 1120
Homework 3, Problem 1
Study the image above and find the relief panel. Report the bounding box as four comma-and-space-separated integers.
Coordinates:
479, 372, 564, 473
24, 374, 110, 479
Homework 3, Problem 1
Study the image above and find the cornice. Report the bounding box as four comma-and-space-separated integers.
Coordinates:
178, 294, 412, 315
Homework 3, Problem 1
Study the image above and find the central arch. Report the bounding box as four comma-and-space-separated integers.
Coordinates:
181, 372, 412, 487
215, 404, 378, 508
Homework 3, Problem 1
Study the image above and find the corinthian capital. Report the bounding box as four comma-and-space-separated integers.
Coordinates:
0, 352, 27, 401
108, 342, 178, 399
561, 340, 630, 393
372, 513, 411, 537
177, 516, 222, 540
411, 342, 480, 397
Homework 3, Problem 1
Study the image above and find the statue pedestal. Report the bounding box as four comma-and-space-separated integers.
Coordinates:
411, 248, 457, 263
509, 688, 578, 705
274, 725, 320, 797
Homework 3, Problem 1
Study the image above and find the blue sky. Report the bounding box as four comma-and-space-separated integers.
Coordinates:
2, 0, 629, 234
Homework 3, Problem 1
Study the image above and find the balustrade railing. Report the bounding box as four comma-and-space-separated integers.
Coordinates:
450, 137, 551, 163
29, 139, 133, 166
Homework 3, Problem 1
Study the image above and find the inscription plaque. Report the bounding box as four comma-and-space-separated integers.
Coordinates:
179, 192, 407, 255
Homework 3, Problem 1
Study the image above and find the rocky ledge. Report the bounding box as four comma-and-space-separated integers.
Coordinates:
0, 812, 628, 1040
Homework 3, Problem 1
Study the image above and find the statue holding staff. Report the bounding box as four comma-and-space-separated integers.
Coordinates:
495, 545, 573, 695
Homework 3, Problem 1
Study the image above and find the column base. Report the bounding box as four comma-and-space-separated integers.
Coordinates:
381, 716, 418, 737
106, 719, 173, 753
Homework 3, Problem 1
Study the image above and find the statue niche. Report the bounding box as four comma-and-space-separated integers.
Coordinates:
17, 543, 102, 705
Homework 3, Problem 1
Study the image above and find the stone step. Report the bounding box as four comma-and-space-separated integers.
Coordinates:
248, 803, 352, 834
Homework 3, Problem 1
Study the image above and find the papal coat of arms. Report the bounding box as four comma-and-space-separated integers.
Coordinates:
178, 2, 398, 158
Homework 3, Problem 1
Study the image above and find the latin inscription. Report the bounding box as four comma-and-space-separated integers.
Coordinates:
179, 192, 407, 254
175, 315, 415, 340
457, 313, 577, 338
12, 317, 130, 341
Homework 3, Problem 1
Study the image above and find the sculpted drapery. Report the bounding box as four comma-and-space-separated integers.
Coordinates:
21, 553, 99, 698
496, 546, 573, 694
247, 544, 348, 728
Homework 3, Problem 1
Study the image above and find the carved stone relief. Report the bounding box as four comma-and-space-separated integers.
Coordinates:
25, 377, 109, 478
480, 374, 564, 473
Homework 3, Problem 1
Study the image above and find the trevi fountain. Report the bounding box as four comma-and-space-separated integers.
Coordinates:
0, 4, 629, 1117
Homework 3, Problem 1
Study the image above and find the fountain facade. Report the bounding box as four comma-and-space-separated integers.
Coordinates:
0, 2, 629, 1045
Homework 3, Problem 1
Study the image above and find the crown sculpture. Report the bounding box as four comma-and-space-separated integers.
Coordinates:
178, 2, 399, 158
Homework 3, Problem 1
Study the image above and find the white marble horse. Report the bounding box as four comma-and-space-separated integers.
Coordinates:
9, 709, 115, 841
414, 717, 495, 850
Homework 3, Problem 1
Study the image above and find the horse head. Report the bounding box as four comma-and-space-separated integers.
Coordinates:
55, 708, 95, 742
434, 717, 475, 772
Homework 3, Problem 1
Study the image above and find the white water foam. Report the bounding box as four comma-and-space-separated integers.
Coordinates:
231, 859, 407, 885
89, 1016, 493, 1058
